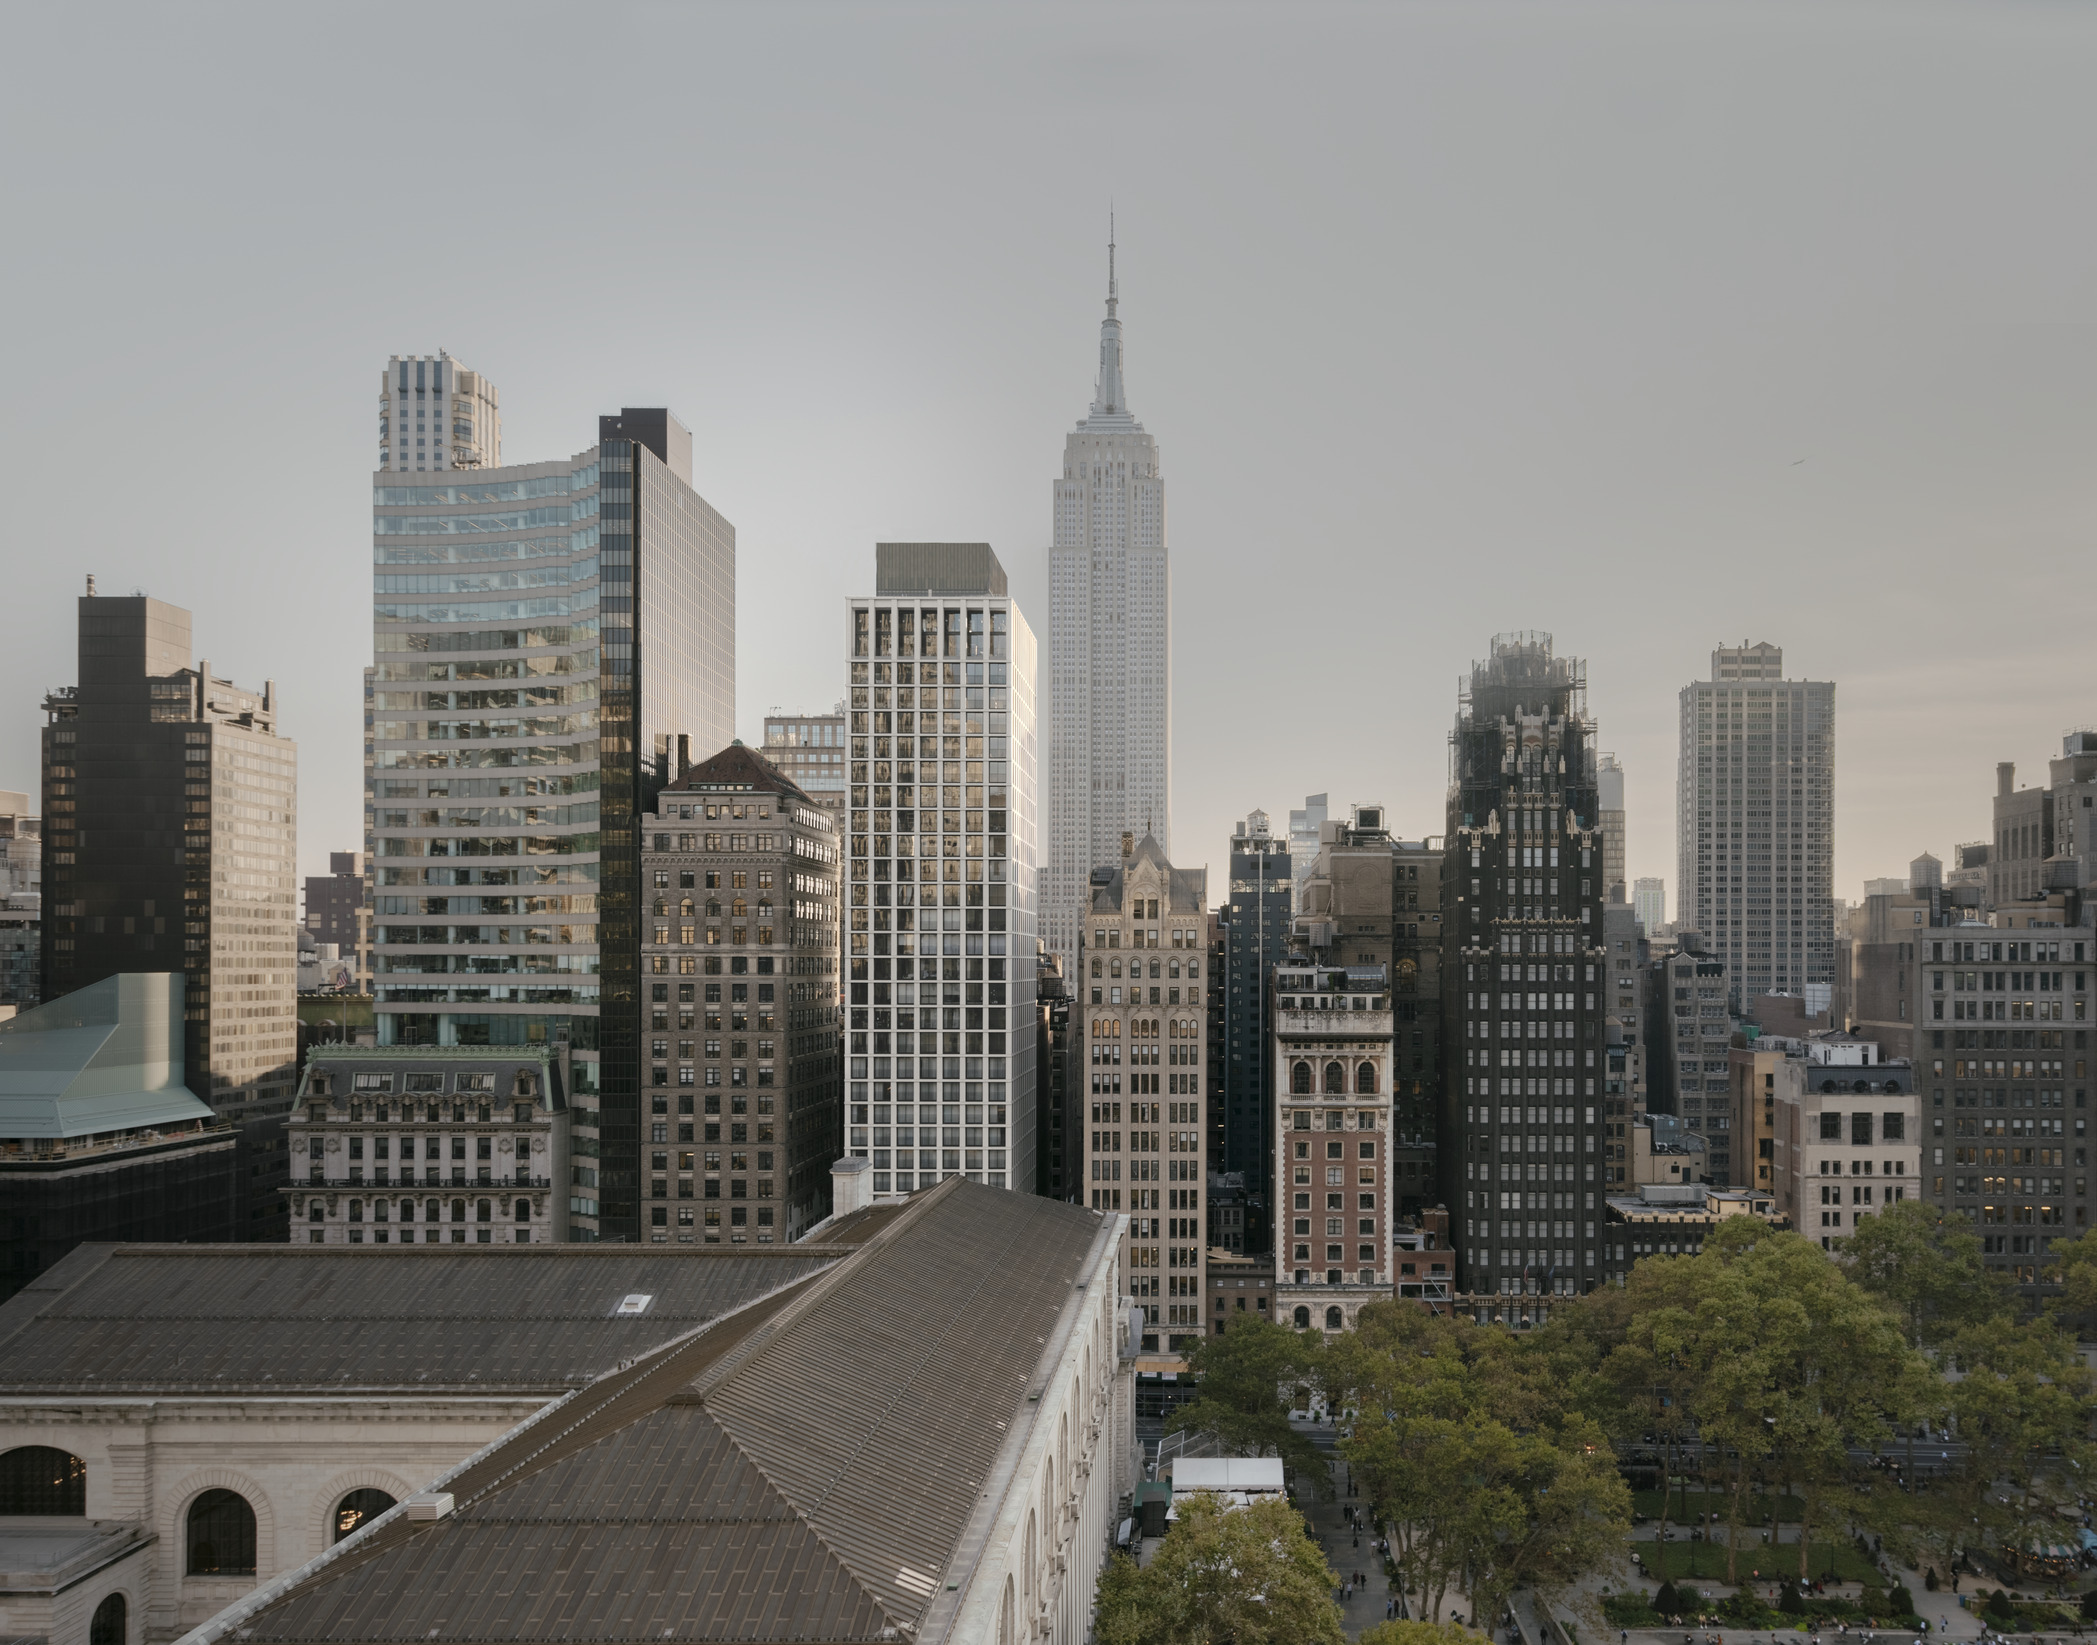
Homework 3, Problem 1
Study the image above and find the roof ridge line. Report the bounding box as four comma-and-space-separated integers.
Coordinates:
167, 1267, 833, 1645
911, 1209, 1123, 1642
698, 1401, 908, 1633
702, 1186, 1043, 1624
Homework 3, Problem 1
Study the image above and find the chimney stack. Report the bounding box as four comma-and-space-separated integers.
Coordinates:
1998, 761, 2016, 798
831, 1156, 872, 1216
85, 574, 96, 597
677, 733, 690, 779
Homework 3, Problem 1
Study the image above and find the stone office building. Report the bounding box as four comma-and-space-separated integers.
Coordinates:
1079, 833, 1209, 1355
1285, 805, 1445, 1218
1271, 959, 1394, 1335
284, 1046, 568, 1245
1916, 924, 2093, 1293
638, 742, 842, 1242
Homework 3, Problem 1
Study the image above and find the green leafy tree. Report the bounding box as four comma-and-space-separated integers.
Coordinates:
1356, 1622, 1492, 1645
1167, 1313, 1329, 1485
1942, 1314, 2095, 1563
1093, 1493, 1344, 1645
1839, 1199, 2007, 1346
2045, 1225, 2097, 1335
1336, 1303, 1629, 1622
1598, 1219, 1926, 1583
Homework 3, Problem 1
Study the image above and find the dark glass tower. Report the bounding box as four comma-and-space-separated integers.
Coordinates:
1441, 633, 1608, 1296
40, 592, 299, 1239
1220, 812, 1289, 1242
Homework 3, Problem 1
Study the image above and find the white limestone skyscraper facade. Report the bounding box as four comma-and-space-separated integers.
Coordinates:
1043, 235, 1169, 967
1676, 642, 1835, 1003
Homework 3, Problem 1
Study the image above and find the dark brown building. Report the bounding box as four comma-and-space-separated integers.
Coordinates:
639, 742, 841, 1242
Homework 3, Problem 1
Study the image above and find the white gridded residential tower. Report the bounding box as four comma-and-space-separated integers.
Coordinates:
1676, 643, 1835, 1003
1043, 233, 1169, 968
843, 544, 1040, 1194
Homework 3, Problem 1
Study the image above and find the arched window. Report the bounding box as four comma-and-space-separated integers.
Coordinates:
186, 1489, 257, 1576
450, 1199, 467, 1222
1292, 1306, 1311, 1329
1323, 1061, 1344, 1094
1000, 1575, 1015, 1645
1396, 957, 1418, 995
476, 1199, 492, 1223
514, 1198, 531, 1221
1324, 1306, 1343, 1331
0, 1446, 86, 1514
1291, 1061, 1311, 1094
347, 1199, 363, 1223
90, 1592, 126, 1645
334, 1489, 396, 1542
1356, 1062, 1378, 1094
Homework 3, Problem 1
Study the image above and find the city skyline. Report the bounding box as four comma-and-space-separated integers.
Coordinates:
5, 5, 2097, 910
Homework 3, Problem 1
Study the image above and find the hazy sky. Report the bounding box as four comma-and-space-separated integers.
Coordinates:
4, 2, 2094, 913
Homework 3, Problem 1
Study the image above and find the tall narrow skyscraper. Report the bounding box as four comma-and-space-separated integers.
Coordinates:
1220, 809, 1291, 1190
368, 400, 734, 1245
1676, 643, 1834, 1003
843, 544, 1040, 1194
1043, 233, 1169, 967
1442, 633, 1608, 1298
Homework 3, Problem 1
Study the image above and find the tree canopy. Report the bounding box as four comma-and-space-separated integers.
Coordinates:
1094, 1492, 1344, 1645
1166, 1313, 1330, 1484
1335, 1300, 1631, 1623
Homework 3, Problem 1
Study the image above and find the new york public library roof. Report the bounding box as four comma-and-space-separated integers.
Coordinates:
155, 1177, 1114, 1645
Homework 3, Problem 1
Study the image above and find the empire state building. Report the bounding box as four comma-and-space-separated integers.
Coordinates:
1042, 235, 1170, 967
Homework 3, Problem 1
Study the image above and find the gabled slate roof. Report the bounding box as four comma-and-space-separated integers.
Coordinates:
1088, 832, 1208, 916
0, 1245, 842, 1396
183, 1178, 1115, 1645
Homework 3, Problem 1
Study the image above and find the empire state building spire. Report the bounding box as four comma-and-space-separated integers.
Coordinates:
1091, 221, 1128, 419
1045, 218, 1170, 973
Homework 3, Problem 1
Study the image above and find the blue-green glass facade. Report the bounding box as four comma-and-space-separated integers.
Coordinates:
368, 421, 733, 1242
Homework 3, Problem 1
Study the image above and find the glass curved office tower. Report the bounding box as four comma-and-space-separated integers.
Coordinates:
368, 404, 733, 1242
